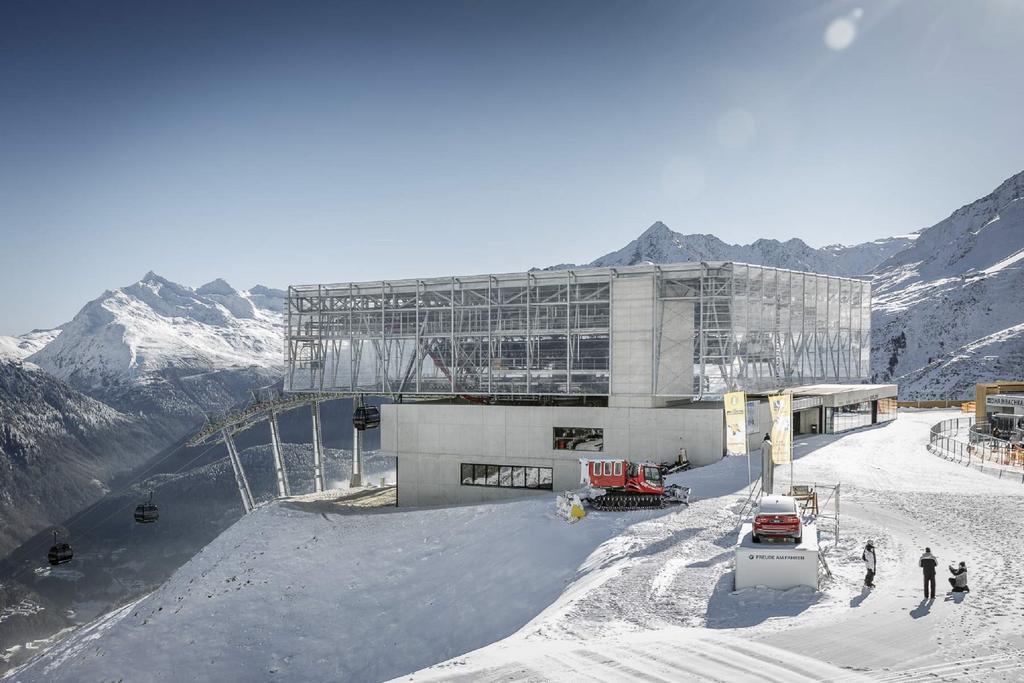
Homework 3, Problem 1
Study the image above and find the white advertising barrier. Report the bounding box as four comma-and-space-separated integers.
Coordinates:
735, 523, 819, 590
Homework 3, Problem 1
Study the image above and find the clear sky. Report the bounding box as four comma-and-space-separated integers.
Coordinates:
1, 0, 1022, 334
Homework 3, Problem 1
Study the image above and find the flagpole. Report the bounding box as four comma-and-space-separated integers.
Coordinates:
747, 449, 751, 489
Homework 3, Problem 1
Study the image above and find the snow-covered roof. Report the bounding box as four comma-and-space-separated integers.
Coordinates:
784, 383, 898, 407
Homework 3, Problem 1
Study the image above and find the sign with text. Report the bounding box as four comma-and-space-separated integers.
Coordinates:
987, 395, 1024, 409
769, 393, 792, 464
724, 391, 748, 457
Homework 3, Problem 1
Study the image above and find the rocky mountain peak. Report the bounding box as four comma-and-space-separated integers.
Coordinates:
196, 278, 239, 296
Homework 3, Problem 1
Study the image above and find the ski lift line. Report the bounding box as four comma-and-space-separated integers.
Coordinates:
8, 439, 223, 584
27, 435, 221, 550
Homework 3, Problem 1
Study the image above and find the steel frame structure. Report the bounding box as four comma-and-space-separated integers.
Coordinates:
286, 270, 613, 396
285, 262, 870, 399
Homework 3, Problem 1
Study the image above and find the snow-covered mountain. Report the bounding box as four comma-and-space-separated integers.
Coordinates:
26, 273, 285, 424
0, 274, 288, 555
0, 360, 161, 555
871, 170, 1024, 398
0, 329, 61, 362
568, 222, 915, 277
29, 273, 284, 391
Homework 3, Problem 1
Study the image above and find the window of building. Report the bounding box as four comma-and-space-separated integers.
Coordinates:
876, 398, 898, 424
829, 401, 873, 433
512, 467, 525, 487
553, 427, 604, 451
525, 467, 540, 488
460, 463, 553, 490
539, 468, 552, 488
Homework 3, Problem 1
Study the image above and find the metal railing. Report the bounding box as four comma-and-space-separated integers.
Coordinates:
928, 417, 1024, 483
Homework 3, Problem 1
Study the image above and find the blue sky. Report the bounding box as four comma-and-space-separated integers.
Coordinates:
1, 0, 1022, 334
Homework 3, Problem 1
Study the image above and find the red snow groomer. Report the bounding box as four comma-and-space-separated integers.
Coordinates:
582, 459, 690, 511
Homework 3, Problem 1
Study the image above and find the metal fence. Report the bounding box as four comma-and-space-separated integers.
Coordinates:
928, 417, 1024, 483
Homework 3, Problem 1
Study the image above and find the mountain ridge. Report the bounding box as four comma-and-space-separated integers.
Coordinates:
547, 221, 916, 277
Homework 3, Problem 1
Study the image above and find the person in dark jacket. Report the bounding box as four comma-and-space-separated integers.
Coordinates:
919, 548, 938, 599
862, 540, 876, 588
948, 561, 969, 592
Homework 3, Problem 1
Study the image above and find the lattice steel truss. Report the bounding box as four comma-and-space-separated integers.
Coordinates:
659, 263, 871, 396
286, 270, 613, 396
285, 262, 870, 398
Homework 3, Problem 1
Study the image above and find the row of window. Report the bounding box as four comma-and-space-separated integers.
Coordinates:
460, 463, 553, 490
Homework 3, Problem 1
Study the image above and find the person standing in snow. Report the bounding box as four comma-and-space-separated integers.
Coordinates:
919, 547, 938, 599
862, 540, 876, 588
948, 561, 969, 593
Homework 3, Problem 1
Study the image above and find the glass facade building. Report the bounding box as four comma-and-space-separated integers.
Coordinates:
285, 262, 871, 398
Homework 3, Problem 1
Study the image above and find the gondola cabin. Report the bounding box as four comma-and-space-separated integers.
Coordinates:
47, 532, 73, 566
134, 491, 160, 524
352, 405, 381, 430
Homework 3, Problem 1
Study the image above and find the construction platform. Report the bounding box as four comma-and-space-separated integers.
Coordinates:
283, 485, 397, 513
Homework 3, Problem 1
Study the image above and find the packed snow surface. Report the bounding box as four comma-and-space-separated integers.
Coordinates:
10, 410, 1024, 682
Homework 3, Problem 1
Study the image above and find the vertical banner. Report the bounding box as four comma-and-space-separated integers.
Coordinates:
724, 391, 748, 457
769, 394, 792, 464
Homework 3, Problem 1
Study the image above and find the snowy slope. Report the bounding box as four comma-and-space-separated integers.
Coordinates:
0, 330, 61, 362
871, 171, 1024, 397
571, 221, 915, 277
6, 497, 640, 682
13, 410, 1024, 681
405, 410, 1024, 681
29, 273, 284, 391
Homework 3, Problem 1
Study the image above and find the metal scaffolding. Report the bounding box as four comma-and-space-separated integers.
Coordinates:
285, 262, 871, 399
189, 389, 348, 512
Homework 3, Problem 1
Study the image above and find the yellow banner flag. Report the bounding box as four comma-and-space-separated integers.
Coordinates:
724, 391, 747, 457
768, 394, 792, 464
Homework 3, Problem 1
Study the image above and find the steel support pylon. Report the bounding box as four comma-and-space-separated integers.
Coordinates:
222, 429, 255, 513
268, 411, 291, 498
311, 400, 325, 492
351, 426, 363, 488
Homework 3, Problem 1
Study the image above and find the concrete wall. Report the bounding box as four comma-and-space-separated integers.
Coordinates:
610, 274, 655, 403
656, 300, 694, 396
382, 403, 724, 506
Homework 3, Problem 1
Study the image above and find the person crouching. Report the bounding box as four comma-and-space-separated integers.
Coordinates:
948, 561, 969, 593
